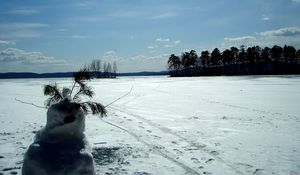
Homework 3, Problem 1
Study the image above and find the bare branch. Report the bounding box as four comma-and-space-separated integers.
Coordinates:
15, 98, 46, 109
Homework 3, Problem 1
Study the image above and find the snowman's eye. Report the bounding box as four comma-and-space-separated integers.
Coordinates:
74, 103, 81, 109
64, 115, 76, 124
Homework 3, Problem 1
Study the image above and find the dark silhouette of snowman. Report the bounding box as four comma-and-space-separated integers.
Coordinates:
22, 100, 95, 175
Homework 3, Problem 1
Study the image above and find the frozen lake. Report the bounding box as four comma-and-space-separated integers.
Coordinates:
0, 75, 300, 175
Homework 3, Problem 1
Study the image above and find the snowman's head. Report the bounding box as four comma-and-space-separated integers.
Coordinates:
45, 99, 85, 140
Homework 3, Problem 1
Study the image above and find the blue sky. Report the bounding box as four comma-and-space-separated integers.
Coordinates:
0, 0, 300, 73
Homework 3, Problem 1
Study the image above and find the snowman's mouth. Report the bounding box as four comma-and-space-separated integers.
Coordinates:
64, 115, 76, 124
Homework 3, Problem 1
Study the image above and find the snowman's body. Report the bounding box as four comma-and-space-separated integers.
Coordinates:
22, 100, 95, 175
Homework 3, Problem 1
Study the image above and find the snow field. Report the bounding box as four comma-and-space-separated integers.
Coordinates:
0, 76, 300, 175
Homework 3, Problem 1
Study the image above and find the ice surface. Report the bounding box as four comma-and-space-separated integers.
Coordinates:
0, 76, 299, 175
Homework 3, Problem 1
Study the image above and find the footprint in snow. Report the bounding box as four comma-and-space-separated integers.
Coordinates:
210, 151, 219, 156
184, 146, 200, 151
236, 162, 253, 168
173, 149, 183, 154
133, 171, 152, 175
253, 168, 264, 175
94, 142, 107, 145
0, 132, 12, 136
2, 166, 21, 172
152, 135, 161, 139
205, 158, 214, 164
191, 157, 200, 164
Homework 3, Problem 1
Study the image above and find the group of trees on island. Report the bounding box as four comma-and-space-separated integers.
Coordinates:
83, 59, 117, 78
168, 45, 300, 77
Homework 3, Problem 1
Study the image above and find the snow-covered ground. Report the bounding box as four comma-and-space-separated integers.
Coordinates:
0, 75, 300, 175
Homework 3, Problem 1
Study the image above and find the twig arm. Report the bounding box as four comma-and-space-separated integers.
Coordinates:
104, 86, 133, 108
15, 98, 46, 109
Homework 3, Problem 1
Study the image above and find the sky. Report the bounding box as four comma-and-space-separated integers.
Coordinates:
0, 0, 300, 73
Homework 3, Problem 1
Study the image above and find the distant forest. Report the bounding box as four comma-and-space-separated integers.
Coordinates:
84, 59, 117, 78
167, 45, 300, 77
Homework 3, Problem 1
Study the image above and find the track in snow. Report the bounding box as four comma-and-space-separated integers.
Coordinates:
104, 105, 245, 175
101, 118, 201, 175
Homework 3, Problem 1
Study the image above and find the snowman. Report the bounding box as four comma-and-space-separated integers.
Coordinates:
22, 70, 106, 175
22, 99, 95, 175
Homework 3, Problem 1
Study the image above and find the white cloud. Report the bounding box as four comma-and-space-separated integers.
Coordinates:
174, 40, 181, 44
102, 51, 121, 61
224, 36, 256, 41
0, 48, 67, 65
147, 45, 158, 49
108, 11, 142, 18
0, 23, 48, 30
73, 11, 142, 22
0, 22, 48, 39
104, 50, 117, 55
259, 27, 300, 37
11, 30, 41, 38
221, 36, 256, 49
151, 12, 177, 19
156, 38, 170, 42
0, 30, 42, 39
71, 35, 88, 39
292, 0, 300, 3
74, 1, 98, 9
164, 44, 173, 48
73, 16, 103, 22
0, 48, 71, 73
261, 14, 270, 21
8, 8, 38, 15
262, 17, 270, 21
0, 40, 16, 46
56, 28, 69, 32
221, 27, 300, 49
100, 51, 169, 72
149, 38, 179, 50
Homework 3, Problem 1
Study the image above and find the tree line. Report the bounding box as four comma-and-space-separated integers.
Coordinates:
168, 45, 300, 77
83, 60, 117, 78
